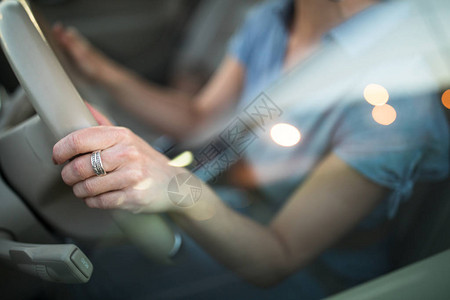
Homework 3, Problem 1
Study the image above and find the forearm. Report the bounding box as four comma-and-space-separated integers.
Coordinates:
99, 64, 199, 140
170, 186, 293, 287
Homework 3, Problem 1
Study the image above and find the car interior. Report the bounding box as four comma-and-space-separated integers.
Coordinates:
0, 0, 449, 299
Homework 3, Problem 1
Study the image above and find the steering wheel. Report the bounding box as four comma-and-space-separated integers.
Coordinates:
0, 0, 176, 267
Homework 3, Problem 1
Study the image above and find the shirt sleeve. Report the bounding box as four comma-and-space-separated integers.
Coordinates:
333, 93, 449, 218
227, 5, 265, 68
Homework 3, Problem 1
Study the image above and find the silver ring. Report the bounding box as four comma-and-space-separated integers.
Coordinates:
91, 150, 106, 176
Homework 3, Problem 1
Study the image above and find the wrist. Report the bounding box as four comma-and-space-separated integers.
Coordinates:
169, 184, 219, 222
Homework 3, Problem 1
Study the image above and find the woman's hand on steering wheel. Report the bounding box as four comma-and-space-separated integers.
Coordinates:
52, 104, 185, 214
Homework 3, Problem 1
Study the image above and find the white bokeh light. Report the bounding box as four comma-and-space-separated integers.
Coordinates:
270, 123, 301, 147
363, 84, 389, 106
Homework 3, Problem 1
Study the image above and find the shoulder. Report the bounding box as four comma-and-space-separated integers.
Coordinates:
247, 0, 283, 18
228, 0, 286, 67
240, 0, 284, 33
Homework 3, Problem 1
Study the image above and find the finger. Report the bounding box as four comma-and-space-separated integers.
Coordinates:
85, 102, 113, 126
57, 26, 77, 49
52, 24, 82, 62
61, 147, 120, 185
52, 23, 72, 50
84, 190, 127, 210
52, 22, 64, 37
73, 171, 132, 198
53, 126, 131, 164
66, 26, 88, 45
57, 27, 90, 63
65, 27, 91, 57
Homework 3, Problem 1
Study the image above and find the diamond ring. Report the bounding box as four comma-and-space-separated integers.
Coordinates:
91, 150, 106, 176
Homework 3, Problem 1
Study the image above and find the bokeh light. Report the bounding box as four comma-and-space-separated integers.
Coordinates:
372, 104, 397, 126
442, 89, 450, 109
270, 123, 301, 147
364, 84, 389, 106
133, 178, 153, 191
168, 151, 194, 168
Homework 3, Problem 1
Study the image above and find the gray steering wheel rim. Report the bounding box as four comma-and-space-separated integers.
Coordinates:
0, 0, 97, 140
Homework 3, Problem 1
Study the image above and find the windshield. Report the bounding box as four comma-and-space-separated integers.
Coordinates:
0, 0, 449, 299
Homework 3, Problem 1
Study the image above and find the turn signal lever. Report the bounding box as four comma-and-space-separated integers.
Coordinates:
0, 233, 93, 283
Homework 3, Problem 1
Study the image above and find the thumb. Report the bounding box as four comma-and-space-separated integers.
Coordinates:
85, 102, 113, 126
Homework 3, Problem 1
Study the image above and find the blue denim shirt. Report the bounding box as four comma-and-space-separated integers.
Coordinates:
228, 0, 449, 218
223, 0, 449, 297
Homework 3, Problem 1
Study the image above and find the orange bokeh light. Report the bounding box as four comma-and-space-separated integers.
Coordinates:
372, 104, 397, 126
442, 90, 450, 110
364, 84, 389, 106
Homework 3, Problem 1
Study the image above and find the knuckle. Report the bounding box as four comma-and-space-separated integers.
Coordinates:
125, 145, 140, 160
69, 133, 82, 153
128, 168, 144, 184
129, 189, 149, 207
116, 127, 132, 140
97, 195, 108, 208
97, 194, 116, 209
72, 159, 86, 178
83, 180, 96, 196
